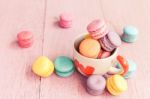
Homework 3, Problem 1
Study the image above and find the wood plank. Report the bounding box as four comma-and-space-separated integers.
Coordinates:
101, 0, 150, 99
0, 0, 45, 98
41, 0, 106, 99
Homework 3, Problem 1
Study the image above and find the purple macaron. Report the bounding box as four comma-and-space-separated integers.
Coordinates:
99, 32, 121, 51
86, 75, 106, 96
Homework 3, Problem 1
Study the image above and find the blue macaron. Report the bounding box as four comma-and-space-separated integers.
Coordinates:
122, 26, 139, 43
54, 56, 75, 77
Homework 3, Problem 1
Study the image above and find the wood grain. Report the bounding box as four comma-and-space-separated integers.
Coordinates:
40, 0, 106, 99
101, 0, 150, 99
0, 0, 45, 99
0, 0, 150, 99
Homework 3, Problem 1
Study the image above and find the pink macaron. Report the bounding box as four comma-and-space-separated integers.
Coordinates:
59, 13, 73, 28
17, 31, 33, 48
87, 19, 109, 40
97, 50, 111, 59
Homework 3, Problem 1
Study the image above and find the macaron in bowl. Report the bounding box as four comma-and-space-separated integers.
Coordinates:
99, 32, 121, 52
87, 19, 109, 40
73, 34, 118, 76
79, 38, 101, 59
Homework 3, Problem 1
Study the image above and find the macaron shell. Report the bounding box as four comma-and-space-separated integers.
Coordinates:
87, 19, 108, 39
123, 26, 138, 36
18, 40, 33, 48
109, 76, 122, 93
99, 36, 115, 51
107, 32, 121, 47
60, 13, 73, 22
112, 75, 128, 92
121, 37, 137, 43
59, 21, 72, 28
91, 24, 107, 37
55, 69, 74, 77
98, 50, 111, 59
91, 29, 108, 40
87, 75, 106, 91
86, 87, 104, 96
54, 56, 74, 73
87, 19, 105, 32
32, 56, 54, 77
122, 26, 138, 43
79, 39, 101, 58
17, 31, 33, 41
107, 78, 120, 95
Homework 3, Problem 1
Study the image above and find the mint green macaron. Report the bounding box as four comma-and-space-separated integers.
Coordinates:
54, 56, 75, 77
122, 26, 139, 43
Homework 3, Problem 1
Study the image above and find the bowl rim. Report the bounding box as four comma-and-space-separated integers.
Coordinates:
73, 33, 118, 61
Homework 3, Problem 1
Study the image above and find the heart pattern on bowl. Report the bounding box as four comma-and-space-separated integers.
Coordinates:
74, 59, 95, 76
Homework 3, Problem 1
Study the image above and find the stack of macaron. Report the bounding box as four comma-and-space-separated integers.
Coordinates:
54, 56, 75, 77
121, 26, 139, 43
106, 74, 128, 95
17, 31, 33, 48
18, 16, 138, 97
32, 56, 75, 78
86, 75, 106, 95
32, 56, 54, 77
78, 19, 121, 60
77, 19, 138, 96
59, 13, 73, 28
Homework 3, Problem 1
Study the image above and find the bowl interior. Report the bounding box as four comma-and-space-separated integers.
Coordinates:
74, 34, 117, 61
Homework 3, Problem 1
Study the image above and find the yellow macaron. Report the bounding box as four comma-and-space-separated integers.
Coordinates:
107, 75, 128, 95
32, 56, 54, 77
84, 34, 92, 39
79, 38, 101, 58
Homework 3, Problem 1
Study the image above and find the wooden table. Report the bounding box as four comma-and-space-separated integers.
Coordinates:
0, 0, 149, 99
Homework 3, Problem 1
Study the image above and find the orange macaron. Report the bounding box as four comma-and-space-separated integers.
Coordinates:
79, 38, 101, 58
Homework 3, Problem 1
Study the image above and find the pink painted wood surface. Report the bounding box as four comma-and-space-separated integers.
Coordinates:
0, 0, 150, 99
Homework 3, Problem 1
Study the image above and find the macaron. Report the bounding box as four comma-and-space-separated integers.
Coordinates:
84, 34, 92, 39
54, 56, 74, 77
86, 75, 106, 95
99, 32, 121, 52
59, 13, 73, 28
87, 19, 108, 40
79, 38, 101, 58
17, 31, 33, 48
117, 59, 137, 79
32, 56, 54, 77
122, 26, 139, 43
97, 50, 111, 59
106, 75, 128, 95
